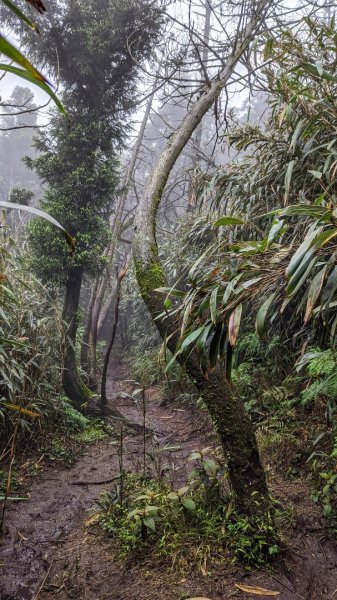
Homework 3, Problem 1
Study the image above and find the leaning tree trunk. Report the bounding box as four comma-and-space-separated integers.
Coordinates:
62, 266, 91, 410
133, 0, 270, 515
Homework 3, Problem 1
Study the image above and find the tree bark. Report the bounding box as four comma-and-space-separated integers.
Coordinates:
80, 276, 99, 382
133, 0, 270, 514
101, 256, 130, 412
87, 89, 156, 382
62, 266, 91, 409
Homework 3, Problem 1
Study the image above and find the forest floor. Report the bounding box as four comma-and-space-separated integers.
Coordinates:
1, 362, 337, 600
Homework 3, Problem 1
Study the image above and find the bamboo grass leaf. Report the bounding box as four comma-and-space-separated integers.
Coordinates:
210, 287, 218, 324
256, 292, 277, 338
0, 201, 74, 252
213, 216, 244, 227
2, 0, 39, 31
304, 265, 327, 323
228, 303, 243, 347
0, 34, 45, 80
0, 64, 66, 114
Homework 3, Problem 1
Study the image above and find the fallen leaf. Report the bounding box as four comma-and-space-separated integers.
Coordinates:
85, 513, 100, 527
235, 584, 280, 596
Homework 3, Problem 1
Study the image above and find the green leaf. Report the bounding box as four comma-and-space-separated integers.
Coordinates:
284, 159, 296, 202
264, 37, 274, 60
255, 292, 277, 338
213, 216, 244, 227
314, 228, 337, 250
181, 325, 205, 353
202, 459, 217, 474
209, 324, 223, 369
0, 34, 45, 80
0, 64, 66, 114
287, 257, 317, 297
188, 243, 215, 284
197, 321, 213, 353
0, 201, 74, 252
266, 205, 326, 219
181, 498, 196, 511
188, 452, 202, 461
164, 297, 172, 310
228, 303, 243, 347
143, 517, 156, 531
223, 274, 243, 306
2, 0, 39, 31
210, 287, 218, 324
286, 227, 322, 279
267, 219, 285, 248
155, 287, 185, 298
289, 119, 305, 151
304, 265, 327, 323
166, 492, 179, 500
321, 266, 337, 307
308, 170, 323, 180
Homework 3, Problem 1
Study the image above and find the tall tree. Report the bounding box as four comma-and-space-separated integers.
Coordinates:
23, 0, 162, 408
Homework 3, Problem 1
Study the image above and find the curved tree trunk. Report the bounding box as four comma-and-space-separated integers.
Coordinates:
133, 0, 270, 514
62, 266, 91, 409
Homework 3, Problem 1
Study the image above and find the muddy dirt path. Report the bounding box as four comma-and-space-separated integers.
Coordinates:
1, 364, 337, 599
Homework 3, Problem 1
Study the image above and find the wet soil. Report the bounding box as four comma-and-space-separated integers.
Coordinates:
1, 363, 337, 600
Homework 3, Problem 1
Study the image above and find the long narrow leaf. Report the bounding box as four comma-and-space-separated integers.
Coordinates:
0, 64, 66, 114
0, 34, 44, 80
0, 201, 74, 252
2, 0, 39, 31
228, 303, 243, 346
304, 265, 327, 323
256, 292, 277, 338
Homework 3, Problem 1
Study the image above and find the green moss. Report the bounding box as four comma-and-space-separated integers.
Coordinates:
134, 258, 166, 298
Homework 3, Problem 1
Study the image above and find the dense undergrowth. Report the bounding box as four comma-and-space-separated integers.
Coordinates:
97, 447, 280, 570
0, 230, 64, 452
116, 327, 337, 545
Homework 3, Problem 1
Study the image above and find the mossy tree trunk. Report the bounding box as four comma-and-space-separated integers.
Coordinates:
62, 266, 91, 410
133, 0, 270, 514
133, 264, 268, 513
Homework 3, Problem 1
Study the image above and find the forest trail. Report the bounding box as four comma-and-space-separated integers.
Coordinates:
1, 364, 337, 600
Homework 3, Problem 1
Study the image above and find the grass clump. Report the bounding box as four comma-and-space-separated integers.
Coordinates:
74, 419, 113, 443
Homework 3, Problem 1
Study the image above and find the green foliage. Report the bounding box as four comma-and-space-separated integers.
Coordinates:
98, 448, 279, 568
74, 419, 113, 443
0, 229, 63, 447
59, 398, 89, 432
162, 19, 337, 380
298, 348, 337, 405
312, 470, 337, 522
226, 500, 279, 565
128, 348, 165, 387
45, 439, 76, 466
23, 0, 163, 285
